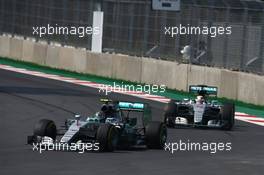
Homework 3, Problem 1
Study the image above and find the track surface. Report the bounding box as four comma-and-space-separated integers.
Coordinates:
0, 69, 264, 175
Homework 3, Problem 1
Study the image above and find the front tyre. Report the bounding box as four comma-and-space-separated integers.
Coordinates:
146, 121, 167, 149
164, 100, 177, 127
96, 124, 119, 152
164, 115, 175, 128
221, 103, 235, 130
33, 119, 57, 140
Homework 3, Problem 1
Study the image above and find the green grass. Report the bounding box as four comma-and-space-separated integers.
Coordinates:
0, 57, 263, 117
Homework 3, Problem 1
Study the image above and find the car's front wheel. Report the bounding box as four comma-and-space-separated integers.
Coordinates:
221, 103, 235, 130
164, 100, 177, 127
164, 115, 175, 128
33, 119, 57, 140
96, 124, 119, 152
146, 121, 167, 149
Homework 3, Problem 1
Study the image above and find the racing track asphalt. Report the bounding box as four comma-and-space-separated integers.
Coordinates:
0, 68, 264, 175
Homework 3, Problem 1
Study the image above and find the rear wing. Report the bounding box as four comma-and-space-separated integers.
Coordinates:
118, 101, 152, 125
100, 99, 148, 112
189, 85, 218, 97
118, 102, 146, 111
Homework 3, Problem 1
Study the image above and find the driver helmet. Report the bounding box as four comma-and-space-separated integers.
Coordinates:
95, 111, 104, 118
101, 104, 117, 118
196, 95, 205, 104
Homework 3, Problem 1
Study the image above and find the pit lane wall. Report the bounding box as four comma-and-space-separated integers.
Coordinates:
1, 35, 264, 106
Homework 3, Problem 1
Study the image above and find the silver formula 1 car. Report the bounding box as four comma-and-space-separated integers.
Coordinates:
164, 85, 235, 130
28, 99, 167, 152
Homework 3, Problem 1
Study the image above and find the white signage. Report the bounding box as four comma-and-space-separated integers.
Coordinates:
152, 0, 181, 11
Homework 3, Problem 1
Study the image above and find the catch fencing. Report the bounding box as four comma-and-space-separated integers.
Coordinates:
0, 0, 264, 74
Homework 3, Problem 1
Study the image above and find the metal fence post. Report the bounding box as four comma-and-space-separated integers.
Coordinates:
11, 0, 16, 36
128, 3, 135, 51
172, 1, 184, 61
159, 11, 167, 59
143, 4, 150, 56
259, 9, 264, 74
46, 0, 53, 43
0, 0, 4, 34
88, 0, 95, 50
206, 3, 213, 66
223, 6, 230, 68
240, 7, 248, 71
115, 2, 121, 51
62, 0, 68, 46
24, 0, 29, 37
190, 4, 197, 64
35, 0, 41, 42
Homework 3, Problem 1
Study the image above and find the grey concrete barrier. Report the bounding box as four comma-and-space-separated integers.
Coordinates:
203, 67, 222, 88
154, 59, 175, 89
46, 44, 60, 68
187, 65, 206, 86
187, 65, 221, 88
73, 48, 87, 73
255, 75, 264, 105
0, 35, 11, 58
22, 39, 35, 62
112, 54, 142, 83
58, 46, 75, 71
141, 58, 158, 85
141, 58, 188, 91
10, 37, 23, 60
86, 51, 113, 78
172, 63, 188, 91
237, 72, 264, 105
219, 70, 238, 100
33, 41, 48, 65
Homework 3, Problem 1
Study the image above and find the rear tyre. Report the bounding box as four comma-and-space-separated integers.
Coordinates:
33, 119, 57, 140
96, 124, 119, 152
146, 121, 167, 149
221, 103, 235, 130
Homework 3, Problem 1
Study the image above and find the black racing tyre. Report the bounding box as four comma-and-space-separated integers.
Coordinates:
221, 103, 235, 130
146, 121, 167, 149
33, 119, 57, 140
164, 100, 177, 115
164, 100, 177, 127
164, 116, 175, 128
96, 124, 119, 152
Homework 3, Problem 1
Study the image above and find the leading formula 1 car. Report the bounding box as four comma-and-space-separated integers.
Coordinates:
164, 85, 235, 130
28, 99, 167, 152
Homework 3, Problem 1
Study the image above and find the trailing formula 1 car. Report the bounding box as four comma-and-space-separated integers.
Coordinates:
164, 85, 235, 130
28, 99, 167, 152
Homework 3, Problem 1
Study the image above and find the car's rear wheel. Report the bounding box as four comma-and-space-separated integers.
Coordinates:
146, 121, 167, 149
33, 119, 57, 140
221, 103, 235, 130
96, 124, 119, 152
